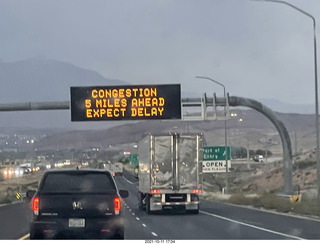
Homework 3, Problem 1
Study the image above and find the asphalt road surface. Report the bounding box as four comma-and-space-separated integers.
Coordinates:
1, 169, 320, 240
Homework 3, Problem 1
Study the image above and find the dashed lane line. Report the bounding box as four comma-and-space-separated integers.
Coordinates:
126, 203, 159, 238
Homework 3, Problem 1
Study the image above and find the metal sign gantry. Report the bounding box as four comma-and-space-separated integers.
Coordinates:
181, 93, 293, 194
181, 93, 230, 121
0, 94, 293, 194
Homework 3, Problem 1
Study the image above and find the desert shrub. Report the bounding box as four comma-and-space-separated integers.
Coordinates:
293, 160, 316, 170
0, 195, 14, 205
229, 193, 292, 213
292, 199, 320, 216
229, 194, 255, 205
258, 193, 292, 212
228, 191, 320, 218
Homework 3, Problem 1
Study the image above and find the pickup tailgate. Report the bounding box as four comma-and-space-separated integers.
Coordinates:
39, 193, 117, 218
36, 171, 119, 218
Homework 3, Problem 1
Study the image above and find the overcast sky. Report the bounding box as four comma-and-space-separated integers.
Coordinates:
1, 0, 320, 105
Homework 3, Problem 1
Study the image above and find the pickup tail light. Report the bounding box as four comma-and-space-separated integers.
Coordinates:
32, 197, 39, 215
114, 197, 120, 215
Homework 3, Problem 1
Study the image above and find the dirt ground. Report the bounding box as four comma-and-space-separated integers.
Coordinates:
0, 172, 42, 198
235, 149, 319, 198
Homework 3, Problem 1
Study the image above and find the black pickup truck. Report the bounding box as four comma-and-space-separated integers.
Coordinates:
26, 169, 129, 239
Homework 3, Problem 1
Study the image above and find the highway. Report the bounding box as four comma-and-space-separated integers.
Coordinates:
1, 169, 320, 240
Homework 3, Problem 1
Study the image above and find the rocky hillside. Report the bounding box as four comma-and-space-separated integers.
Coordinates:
33, 108, 316, 155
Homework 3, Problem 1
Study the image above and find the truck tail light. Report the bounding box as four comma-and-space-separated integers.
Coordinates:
114, 197, 120, 214
32, 197, 39, 215
150, 189, 160, 194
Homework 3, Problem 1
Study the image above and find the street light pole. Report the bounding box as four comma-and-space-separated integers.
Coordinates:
195, 76, 229, 192
253, 0, 320, 199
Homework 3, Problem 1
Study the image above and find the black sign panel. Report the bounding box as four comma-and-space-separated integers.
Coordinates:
70, 84, 181, 121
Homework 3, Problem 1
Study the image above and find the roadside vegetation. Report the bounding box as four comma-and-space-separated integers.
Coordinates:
227, 193, 320, 218
0, 179, 38, 205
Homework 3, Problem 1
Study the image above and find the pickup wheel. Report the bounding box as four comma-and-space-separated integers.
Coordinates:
112, 227, 124, 240
30, 229, 43, 240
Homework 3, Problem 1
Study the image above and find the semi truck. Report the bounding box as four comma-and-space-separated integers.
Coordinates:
137, 133, 204, 214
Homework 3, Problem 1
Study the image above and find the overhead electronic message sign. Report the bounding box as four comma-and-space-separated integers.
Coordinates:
70, 84, 181, 121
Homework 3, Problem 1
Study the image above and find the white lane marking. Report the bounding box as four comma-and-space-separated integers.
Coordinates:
200, 210, 305, 240
18, 234, 30, 240
125, 202, 158, 239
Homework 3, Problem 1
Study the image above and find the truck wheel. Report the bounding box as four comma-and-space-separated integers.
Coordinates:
187, 209, 199, 214
138, 192, 145, 211
187, 204, 199, 214
146, 194, 151, 214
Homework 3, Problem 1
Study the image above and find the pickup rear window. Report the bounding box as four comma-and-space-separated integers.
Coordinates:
40, 172, 116, 194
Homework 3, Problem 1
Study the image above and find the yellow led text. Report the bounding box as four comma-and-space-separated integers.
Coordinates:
85, 87, 166, 119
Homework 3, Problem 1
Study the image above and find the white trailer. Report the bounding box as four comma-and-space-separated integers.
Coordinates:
138, 133, 204, 214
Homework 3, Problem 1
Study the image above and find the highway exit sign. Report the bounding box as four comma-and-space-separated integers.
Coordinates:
203, 146, 231, 173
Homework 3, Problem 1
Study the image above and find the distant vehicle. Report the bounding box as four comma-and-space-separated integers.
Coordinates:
253, 155, 264, 162
20, 166, 32, 174
114, 162, 123, 176
96, 161, 115, 177
137, 133, 204, 214
26, 169, 129, 239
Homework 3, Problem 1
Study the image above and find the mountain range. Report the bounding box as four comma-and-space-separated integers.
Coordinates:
0, 57, 315, 129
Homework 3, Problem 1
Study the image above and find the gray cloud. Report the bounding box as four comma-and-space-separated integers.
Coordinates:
0, 0, 320, 105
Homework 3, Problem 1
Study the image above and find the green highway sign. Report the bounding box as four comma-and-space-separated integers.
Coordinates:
203, 146, 230, 161
129, 154, 139, 166
203, 146, 231, 173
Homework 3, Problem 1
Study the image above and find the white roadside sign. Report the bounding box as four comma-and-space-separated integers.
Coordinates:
202, 160, 231, 173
